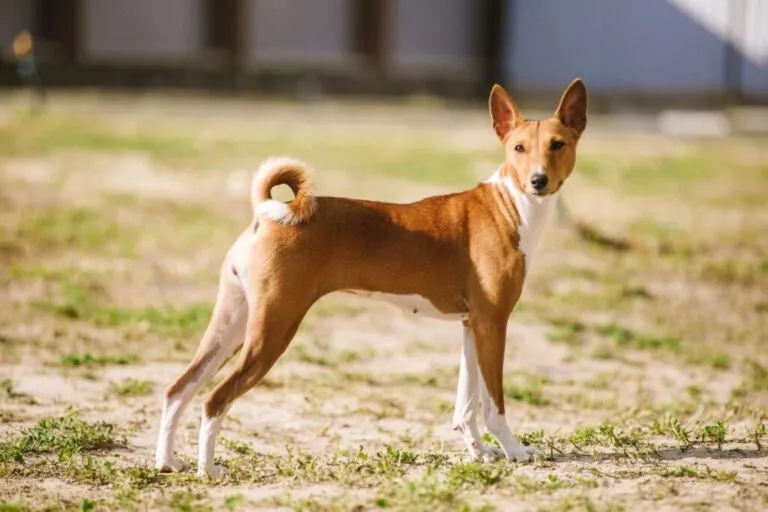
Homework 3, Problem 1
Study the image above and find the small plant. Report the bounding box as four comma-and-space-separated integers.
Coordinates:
570, 427, 598, 451
107, 378, 153, 398
750, 415, 766, 451
697, 421, 727, 450
652, 414, 692, 452
0, 379, 13, 398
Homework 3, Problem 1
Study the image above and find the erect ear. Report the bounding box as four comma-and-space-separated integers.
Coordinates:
554, 78, 588, 135
489, 84, 523, 142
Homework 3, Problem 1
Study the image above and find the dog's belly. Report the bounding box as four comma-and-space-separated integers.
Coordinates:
348, 291, 468, 321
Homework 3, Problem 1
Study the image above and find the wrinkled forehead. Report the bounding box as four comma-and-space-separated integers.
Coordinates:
507, 119, 575, 144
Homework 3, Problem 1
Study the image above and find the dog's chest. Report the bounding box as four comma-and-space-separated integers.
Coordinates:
349, 291, 468, 322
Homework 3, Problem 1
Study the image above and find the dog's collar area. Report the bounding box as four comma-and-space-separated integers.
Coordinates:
485, 166, 558, 260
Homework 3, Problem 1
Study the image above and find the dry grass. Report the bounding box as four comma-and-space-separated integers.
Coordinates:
0, 92, 767, 511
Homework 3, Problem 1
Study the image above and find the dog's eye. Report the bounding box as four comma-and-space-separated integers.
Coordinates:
550, 140, 566, 150
514, 144, 525, 153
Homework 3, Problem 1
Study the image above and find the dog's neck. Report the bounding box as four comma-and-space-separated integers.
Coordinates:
485, 166, 558, 266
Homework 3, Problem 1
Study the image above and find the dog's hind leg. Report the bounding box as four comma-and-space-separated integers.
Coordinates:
195, 293, 312, 478
155, 264, 247, 472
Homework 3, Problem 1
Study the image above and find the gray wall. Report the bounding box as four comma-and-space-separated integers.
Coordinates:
503, 0, 767, 97
0, 0, 33, 51
388, 0, 477, 71
243, 0, 353, 67
82, 0, 205, 62
741, 0, 768, 96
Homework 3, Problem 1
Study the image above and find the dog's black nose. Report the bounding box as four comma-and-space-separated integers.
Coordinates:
530, 173, 549, 191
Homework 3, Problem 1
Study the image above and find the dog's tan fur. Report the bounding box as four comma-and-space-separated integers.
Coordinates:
155, 80, 588, 477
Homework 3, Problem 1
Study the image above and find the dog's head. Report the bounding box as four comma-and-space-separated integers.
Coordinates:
489, 79, 588, 197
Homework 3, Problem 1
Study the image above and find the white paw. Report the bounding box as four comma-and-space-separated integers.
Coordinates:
467, 442, 504, 463
480, 445, 505, 463
506, 445, 540, 462
156, 455, 189, 473
197, 463, 224, 480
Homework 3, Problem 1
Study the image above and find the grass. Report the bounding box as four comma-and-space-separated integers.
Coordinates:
0, 111, 485, 186
107, 379, 154, 398
504, 374, 550, 406
35, 280, 213, 339
1, 96, 767, 511
0, 412, 124, 463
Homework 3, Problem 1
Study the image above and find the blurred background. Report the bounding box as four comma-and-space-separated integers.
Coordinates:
0, 0, 766, 108
1, 2, 767, 510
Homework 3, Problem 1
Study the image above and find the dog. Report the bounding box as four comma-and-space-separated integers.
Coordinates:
154, 79, 588, 478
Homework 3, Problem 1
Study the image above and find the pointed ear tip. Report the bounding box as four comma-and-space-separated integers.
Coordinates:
571, 78, 587, 90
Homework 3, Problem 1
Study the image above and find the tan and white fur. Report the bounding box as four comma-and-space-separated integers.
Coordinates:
154, 79, 588, 478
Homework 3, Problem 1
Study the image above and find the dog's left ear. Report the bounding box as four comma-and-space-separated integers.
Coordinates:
554, 78, 588, 135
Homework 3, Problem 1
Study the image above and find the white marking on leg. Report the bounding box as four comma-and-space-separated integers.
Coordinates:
197, 405, 230, 479
155, 392, 191, 471
452, 325, 484, 460
480, 373, 539, 462
452, 326, 504, 462
154, 298, 247, 471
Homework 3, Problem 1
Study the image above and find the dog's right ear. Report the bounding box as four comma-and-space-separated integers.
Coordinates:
489, 84, 523, 142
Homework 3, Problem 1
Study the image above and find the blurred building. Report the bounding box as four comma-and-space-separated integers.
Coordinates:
0, 0, 766, 105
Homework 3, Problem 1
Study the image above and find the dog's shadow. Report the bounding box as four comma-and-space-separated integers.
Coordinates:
541, 446, 765, 464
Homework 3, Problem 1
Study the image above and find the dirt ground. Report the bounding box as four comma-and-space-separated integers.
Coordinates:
1, 92, 767, 511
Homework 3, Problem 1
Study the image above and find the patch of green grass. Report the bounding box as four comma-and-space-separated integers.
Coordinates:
743, 360, 768, 391
0, 503, 31, 512
504, 375, 549, 406
684, 348, 732, 370
700, 259, 768, 284
547, 319, 588, 345
222, 445, 428, 487
540, 494, 626, 512
0, 379, 14, 398
0, 412, 124, 463
166, 490, 214, 512
10, 206, 131, 255
513, 474, 572, 494
654, 464, 736, 482
448, 462, 511, 488
373, 469, 488, 511
0, 112, 483, 186
35, 280, 212, 339
107, 378, 153, 398
58, 352, 140, 368
596, 323, 681, 353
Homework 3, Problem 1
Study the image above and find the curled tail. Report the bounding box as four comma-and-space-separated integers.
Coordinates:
251, 157, 317, 225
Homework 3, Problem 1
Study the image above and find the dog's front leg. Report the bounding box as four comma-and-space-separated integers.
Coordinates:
472, 317, 539, 462
452, 323, 504, 462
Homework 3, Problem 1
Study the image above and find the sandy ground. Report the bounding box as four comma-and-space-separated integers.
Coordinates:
0, 93, 767, 511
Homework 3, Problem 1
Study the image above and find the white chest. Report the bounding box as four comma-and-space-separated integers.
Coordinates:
485, 171, 557, 268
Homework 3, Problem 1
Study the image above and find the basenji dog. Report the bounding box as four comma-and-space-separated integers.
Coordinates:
154, 79, 588, 478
